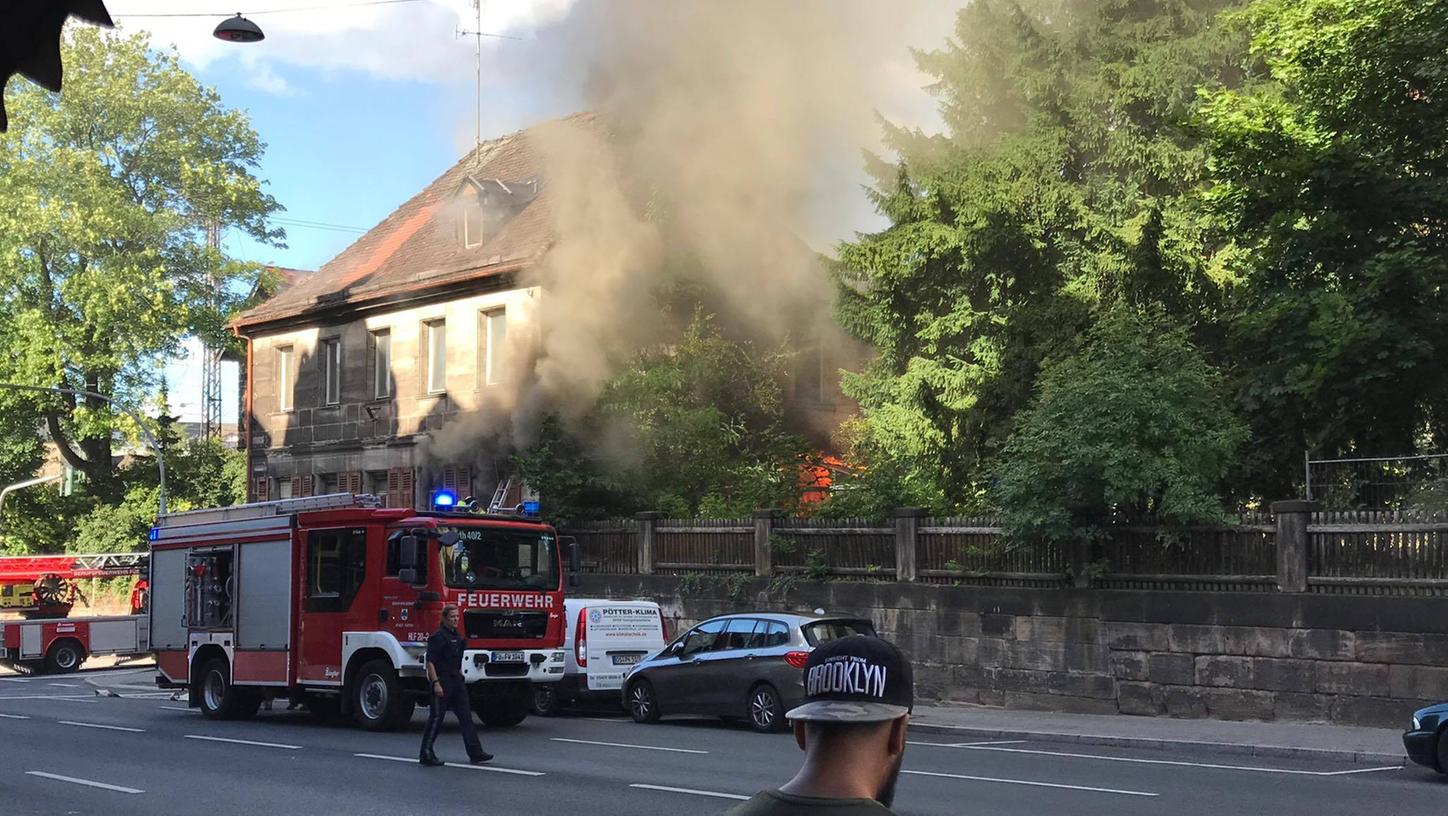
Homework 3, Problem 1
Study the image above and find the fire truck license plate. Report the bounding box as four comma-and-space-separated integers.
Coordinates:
492, 651, 525, 663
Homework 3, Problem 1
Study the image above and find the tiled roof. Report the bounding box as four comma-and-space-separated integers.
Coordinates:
233, 115, 588, 330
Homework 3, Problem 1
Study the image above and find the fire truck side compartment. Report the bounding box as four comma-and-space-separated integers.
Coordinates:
150, 548, 188, 651
236, 538, 292, 651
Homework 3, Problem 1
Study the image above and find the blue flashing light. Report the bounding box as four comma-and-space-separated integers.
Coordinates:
148, 527, 160, 541
522, 500, 540, 517
431, 490, 457, 509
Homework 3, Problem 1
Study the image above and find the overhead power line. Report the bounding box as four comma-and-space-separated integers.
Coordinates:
114, 0, 429, 18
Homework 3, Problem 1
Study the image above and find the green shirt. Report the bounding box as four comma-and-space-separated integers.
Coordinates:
721, 790, 894, 816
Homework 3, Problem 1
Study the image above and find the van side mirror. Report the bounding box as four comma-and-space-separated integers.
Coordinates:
399, 535, 420, 569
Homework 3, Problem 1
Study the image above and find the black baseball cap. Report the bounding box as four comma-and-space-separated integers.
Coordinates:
785, 634, 913, 723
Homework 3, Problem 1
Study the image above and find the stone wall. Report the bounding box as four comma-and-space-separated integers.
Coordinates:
578, 574, 1448, 728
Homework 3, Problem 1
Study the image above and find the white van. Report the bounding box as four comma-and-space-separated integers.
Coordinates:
533, 598, 668, 715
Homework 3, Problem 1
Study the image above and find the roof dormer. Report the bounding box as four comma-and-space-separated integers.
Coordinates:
454, 176, 539, 250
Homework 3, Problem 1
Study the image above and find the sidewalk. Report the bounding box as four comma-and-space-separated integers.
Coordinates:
909, 702, 1406, 765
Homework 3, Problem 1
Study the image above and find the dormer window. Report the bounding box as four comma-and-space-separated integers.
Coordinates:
454, 176, 539, 251
462, 202, 485, 248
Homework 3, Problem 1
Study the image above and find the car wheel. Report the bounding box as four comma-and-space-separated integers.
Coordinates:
532, 684, 563, 717
748, 683, 785, 733
628, 679, 661, 724
1437, 726, 1448, 774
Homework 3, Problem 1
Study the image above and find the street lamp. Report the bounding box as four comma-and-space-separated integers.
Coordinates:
0, 383, 167, 516
214, 14, 265, 43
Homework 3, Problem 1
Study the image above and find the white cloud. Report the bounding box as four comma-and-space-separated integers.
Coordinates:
107, 0, 577, 88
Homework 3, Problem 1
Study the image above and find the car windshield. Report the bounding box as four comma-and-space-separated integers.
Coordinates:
436, 527, 558, 591
802, 619, 876, 646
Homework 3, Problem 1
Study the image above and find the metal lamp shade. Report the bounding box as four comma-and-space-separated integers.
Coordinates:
213, 14, 264, 43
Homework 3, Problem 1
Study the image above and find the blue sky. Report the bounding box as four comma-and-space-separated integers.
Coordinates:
105, 1, 948, 422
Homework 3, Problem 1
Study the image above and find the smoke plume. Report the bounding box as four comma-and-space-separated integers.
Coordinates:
426, 0, 948, 476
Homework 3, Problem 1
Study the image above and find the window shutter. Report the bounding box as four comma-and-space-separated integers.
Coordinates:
385, 468, 400, 507
291, 476, 303, 497
301, 474, 315, 497
254, 477, 269, 502
399, 467, 414, 509
456, 464, 471, 500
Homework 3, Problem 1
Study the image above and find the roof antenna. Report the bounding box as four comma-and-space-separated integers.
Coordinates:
456, 2, 523, 151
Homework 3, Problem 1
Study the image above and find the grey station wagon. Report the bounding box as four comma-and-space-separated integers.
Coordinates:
621, 612, 876, 732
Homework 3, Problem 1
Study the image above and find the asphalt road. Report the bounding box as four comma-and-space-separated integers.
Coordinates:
1, 671, 1443, 816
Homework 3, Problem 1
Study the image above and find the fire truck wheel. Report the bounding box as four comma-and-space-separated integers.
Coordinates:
43, 639, 85, 674
351, 659, 412, 731
197, 658, 261, 720
472, 682, 530, 728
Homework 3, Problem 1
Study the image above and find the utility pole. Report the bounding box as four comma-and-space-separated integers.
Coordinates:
201, 220, 223, 441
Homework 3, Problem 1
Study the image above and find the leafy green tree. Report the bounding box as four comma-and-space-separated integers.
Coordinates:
834, 0, 1246, 508
1198, 0, 1448, 498
515, 314, 812, 520
994, 307, 1246, 544
0, 28, 280, 496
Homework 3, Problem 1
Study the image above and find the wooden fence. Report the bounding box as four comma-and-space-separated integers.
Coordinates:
562, 505, 1448, 595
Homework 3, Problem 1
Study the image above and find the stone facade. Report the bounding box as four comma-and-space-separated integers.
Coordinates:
244, 283, 539, 507
578, 574, 1448, 728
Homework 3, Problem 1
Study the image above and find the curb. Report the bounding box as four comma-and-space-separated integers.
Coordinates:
907, 721, 1405, 766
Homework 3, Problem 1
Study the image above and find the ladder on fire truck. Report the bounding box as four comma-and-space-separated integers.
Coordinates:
152, 492, 383, 528
487, 479, 512, 514
0, 552, 148, 582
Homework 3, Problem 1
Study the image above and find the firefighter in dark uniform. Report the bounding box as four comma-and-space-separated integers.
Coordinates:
419, 604, 492, 766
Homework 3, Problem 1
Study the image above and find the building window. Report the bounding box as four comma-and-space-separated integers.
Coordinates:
480, 308, 507, 386
322, 338, 341, 405
369, 329, 391, 399
425, 319, 446, 394
276, 478, 294, 499
462, 202, 484, 248
317, 473, 338, 495
277, 345, 294, 412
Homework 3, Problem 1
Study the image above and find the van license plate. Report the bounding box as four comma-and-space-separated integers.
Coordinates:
611, 654, 642, 666
492, 651, 525, 663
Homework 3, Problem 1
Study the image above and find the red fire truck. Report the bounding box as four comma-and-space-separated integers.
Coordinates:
149, 492, 572, 730
0, 552, 151, 675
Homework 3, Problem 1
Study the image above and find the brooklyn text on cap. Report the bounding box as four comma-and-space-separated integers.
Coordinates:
785, 634, 914, 723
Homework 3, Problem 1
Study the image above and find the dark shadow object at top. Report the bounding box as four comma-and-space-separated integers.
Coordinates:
0, 0, 113, 132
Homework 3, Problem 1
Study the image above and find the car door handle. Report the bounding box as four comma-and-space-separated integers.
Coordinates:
691, 657, 705, 665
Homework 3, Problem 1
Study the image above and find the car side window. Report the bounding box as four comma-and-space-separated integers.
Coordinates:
719, 618, 759, 652
680, 619, 727, 656
762, 621, 789, 648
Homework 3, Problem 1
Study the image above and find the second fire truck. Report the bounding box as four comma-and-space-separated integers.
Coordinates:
149, 492, 570, 729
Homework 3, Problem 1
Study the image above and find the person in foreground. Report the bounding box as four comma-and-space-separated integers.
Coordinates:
723, 635, 913, 815
419, 604, 492, 766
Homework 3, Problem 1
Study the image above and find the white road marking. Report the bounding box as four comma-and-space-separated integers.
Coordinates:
0, 694, 98, 701
160, 706, 196, 712
910, 741, 1403, 776
185, 734, 301, 750
909, 739, 1025, 748
0, 676, 32, 683
49, 683, 79, 687
902, 769, 1158, 797
577, 717, 628, 723
0, 712, 31, 719
354, 753, 545, 776
25, 771, 143, 795
58, 720, 144, 733
551, 737, 708, 754
629, 784, 750, 801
